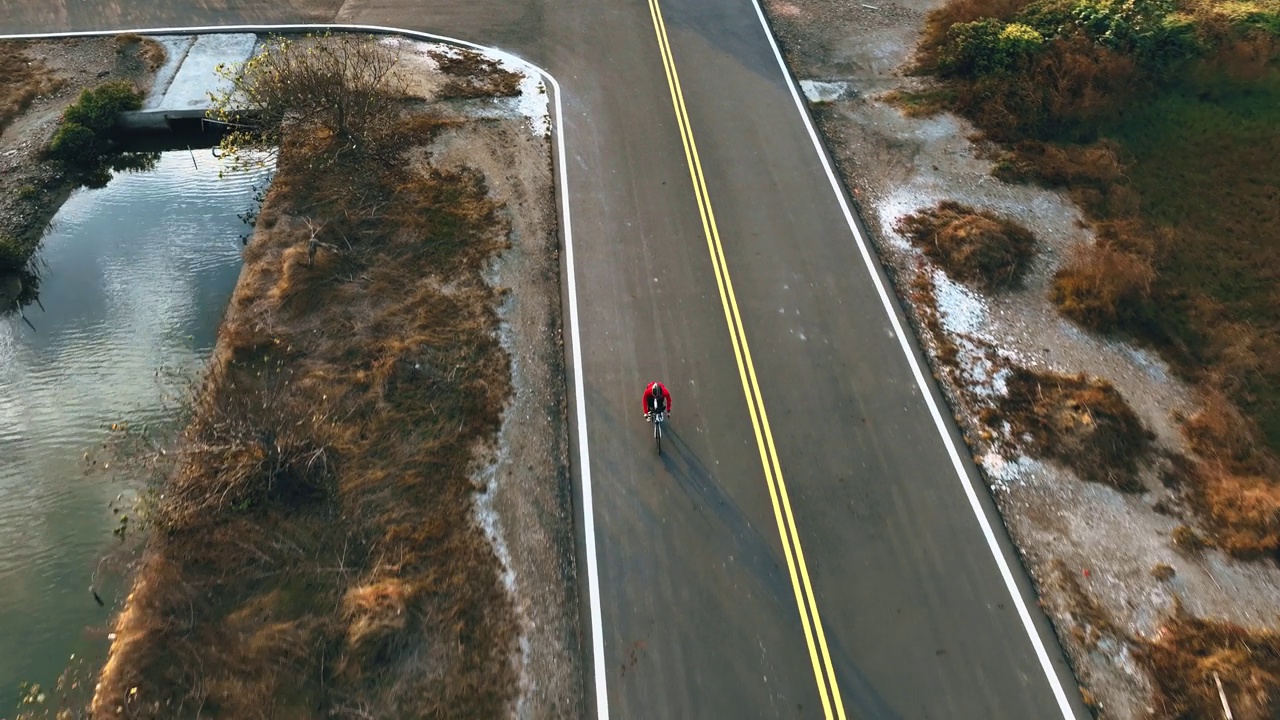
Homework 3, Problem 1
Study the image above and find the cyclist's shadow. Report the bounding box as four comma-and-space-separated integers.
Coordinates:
656, 426, 754, 540
654, 424, 902, 720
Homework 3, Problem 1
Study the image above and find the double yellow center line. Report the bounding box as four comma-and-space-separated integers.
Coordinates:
645, 2, 847, 717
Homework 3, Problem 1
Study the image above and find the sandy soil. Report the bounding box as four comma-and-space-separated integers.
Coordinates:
762, 0, 1280, 716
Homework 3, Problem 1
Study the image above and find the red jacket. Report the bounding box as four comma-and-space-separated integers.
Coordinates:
643, 382, 671, 413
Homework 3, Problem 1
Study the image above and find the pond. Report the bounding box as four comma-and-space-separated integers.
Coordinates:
0, 150, 270, 710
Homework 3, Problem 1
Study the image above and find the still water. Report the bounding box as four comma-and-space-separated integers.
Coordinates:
0, 150, 270, 708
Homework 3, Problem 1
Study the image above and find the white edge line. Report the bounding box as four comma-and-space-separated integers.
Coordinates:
545, 71, 613, 720
0, 22, 610, 720
740, 4, 1078, 718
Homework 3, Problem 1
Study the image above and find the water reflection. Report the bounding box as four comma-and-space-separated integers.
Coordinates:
0, 150, 271, 703
2, 150, 163, 321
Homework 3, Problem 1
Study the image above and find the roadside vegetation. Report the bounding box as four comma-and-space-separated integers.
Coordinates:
1048, 557, 1280, 719
896, 201, 1037, 290
0, 42, 64, 134
1138, 609, 1280, 719
92, 34, 518, 718
907, 0, 1280, 557
995, 368, 1155, 492
113, 33, 167, 73
899, 0, 1280, 713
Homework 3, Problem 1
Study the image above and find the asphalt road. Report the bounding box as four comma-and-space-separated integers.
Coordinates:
2, 1, 1090, 717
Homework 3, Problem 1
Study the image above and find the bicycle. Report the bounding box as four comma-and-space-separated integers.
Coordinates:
646, 410, 667, 455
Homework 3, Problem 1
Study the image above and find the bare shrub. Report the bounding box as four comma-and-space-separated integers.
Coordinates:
1209, 30, 1280, 82
1196, 465, 1280, 557
1033, 34, 1142, 127
210, 33, 409, 170
1184, 388, 1273, 473
992, 139, 1139, 219
1171, 524, 1207, 553
952, 34, 1142, 139
1181, 390, 1280, 557
114, 33, 167, 72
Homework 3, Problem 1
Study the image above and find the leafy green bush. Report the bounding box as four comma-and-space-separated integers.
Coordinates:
1240, 8, 1280, 36
48, 82, 147, 181
1071, 0, 1176, 50
61, 81, 142, 134
941, 19, 1046, 75
48, 122, 101, 166
1145, 14, 1204, 67
1017, 0, 1080, 37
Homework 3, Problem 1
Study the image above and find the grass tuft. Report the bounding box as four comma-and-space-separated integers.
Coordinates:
0, 41, 66, 133
896, 200, 1038, 290
997, 367, 1155, 491
115, 33, 168, 72
429, 49, 523, 99
1137, 610, 1280, 720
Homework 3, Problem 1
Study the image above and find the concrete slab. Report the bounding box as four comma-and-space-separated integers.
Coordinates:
156, 33, 257, 112
142, 35, 197, 109
119, 33, 258, 132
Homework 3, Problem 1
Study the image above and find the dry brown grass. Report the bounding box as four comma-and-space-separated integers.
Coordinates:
992, 140, 1142, 218
429, 49, 522, 99
1050, 238, 1156, 332
1177, 390, 1280, 558
1138, 610, 1280, 720
881, 87, 958, 116
895, 200, 1037, 290
906, 271, 963, 368
91, 110, 518, 719
1210, 30, 1280, 81
114, 33, 167, 72
1172, 524, 1208, 554
0, 41, 65, 133
997, 367, 1155, 491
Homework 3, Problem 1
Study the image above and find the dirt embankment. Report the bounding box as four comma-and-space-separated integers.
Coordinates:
0, 36, 163, 288
762, 0, 1280, 716
85, 37, 581, 719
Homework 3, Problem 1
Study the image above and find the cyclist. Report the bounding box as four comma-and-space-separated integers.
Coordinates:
642, 381, 671, 421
